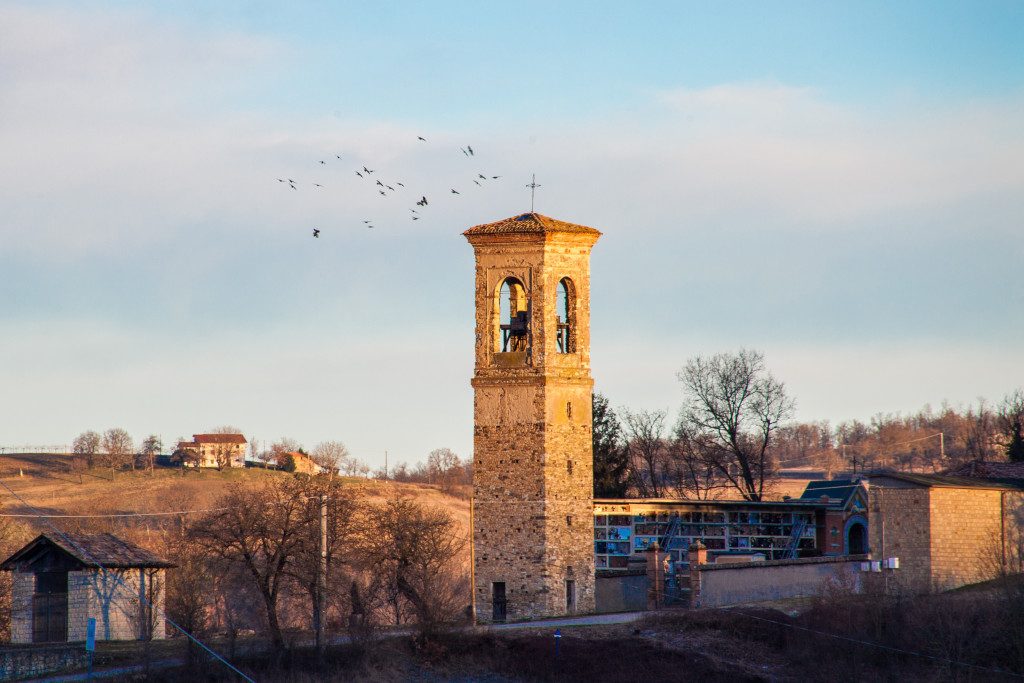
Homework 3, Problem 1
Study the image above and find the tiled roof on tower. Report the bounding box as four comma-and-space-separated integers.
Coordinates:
463, 212, 601, 237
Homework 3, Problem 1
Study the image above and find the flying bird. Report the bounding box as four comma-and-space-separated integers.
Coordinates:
335, 155, 342, 159
312, 228, 320, 238
376, 180, 384, 187
412, 216, 420, 221
319, 160, 326, 165
355, 171, 363, 178
473, 180, 481, 186
386, 185, 395, 191
363, 166, 374, 174
277, 178, 285, 182
396, 182, 405, 187
288, 179, 295, 183
451, 189, 460, 194
478, 174, 487, 180
418, 136, 426, 141
467, 145, 474, 156
417, 196, 428, 206
313, 183, 323, 188
492, 176, 501, 179
461, 147, 469, 156
379, 190, 386, 196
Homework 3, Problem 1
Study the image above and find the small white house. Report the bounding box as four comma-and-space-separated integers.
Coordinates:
1, 533, 175, 643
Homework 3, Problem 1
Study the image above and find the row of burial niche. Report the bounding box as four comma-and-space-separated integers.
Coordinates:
495, 277, 576, 354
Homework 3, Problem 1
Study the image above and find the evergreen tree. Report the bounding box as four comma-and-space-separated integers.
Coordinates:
1008, 419, 1024, 463
592, 392, 630, 497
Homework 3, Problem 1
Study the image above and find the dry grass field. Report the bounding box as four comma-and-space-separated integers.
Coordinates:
0, 453, 470, 541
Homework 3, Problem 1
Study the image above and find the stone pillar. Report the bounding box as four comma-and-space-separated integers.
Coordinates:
688, 541, 707, 608
646, 542, 670, 609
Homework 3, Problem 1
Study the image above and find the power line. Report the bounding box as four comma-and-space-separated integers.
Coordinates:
0, 507, 229, 519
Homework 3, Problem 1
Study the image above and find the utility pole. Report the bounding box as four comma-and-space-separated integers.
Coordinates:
384, 450, 388, 480
469, 496, 476, 626
316, 494, 327, 655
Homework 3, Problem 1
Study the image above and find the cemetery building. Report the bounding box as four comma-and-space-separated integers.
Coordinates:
1, 533, 175, 644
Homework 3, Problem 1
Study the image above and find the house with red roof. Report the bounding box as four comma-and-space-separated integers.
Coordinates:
175, 433, 247, 469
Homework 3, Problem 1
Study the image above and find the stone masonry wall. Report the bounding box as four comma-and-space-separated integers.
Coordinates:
10, 568, 167, 644
10, 573, 32, 644
868, 483, 932, 593
928, 487, 1002, 591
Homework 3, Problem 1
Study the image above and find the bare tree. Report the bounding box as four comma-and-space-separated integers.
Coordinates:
358, 498, 467, 635
72, 430, 101, 469
101, 428, 134, 479
209, 425, 244, 434
139, 435, 162, 473
281, 476, 360, 647
668, 429, 729, 500
621, 408, 669, 497
676, 349, 794, 501
426, 448, 462, 494
188, 479, 316, 647
311, 441, 350, 473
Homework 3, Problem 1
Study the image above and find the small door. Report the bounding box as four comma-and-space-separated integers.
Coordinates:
566, 579, 576, 613
492, 582, 507, 622
32, 571, 68, 643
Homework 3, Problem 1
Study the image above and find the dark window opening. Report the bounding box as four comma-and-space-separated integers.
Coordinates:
567, 459, 574, 475
565, 579, 576, 613
556, 278, 577, 353
566, 515, 573, 527
32, 571, 68, 643
492, 582, 507, 622
566, 401, 573, 420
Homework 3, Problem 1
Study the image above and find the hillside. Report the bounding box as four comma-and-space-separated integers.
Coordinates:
0, 453, 470, 540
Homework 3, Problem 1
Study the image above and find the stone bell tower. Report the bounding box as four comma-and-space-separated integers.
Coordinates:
464, 212, 600, 623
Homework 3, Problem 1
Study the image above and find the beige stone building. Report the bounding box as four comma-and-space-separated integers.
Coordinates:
465, 212, 600, 623
1, 533, 174, 643
866, 472, 1024, 593
177, 433, 247, 468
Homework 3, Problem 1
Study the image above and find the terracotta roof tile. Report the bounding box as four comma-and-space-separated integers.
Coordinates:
463, 212, 601, 237
1, 533, 175, 570
193, 433, 246, 444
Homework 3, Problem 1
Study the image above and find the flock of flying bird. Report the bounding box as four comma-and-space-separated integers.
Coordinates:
274, 136, 503, 238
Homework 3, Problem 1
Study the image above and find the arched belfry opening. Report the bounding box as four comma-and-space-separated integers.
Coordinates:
556, 277, 577, 354
495, 277, 528, 353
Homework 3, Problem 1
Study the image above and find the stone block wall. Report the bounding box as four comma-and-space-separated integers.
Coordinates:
868, 482, 933, 593
869, 479, 1012, 594
10, 573, 32, 644
928, 487, 1002, 591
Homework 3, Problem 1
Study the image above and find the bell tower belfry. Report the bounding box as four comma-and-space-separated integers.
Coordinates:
464, 212, 600, 623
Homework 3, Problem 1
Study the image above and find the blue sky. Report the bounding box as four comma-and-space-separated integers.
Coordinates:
1, 2, 1022, 467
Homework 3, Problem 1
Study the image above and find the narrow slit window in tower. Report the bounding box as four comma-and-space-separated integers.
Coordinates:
556, 278, 576, 353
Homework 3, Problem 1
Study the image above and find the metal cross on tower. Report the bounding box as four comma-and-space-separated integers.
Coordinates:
526, 174, 541, 212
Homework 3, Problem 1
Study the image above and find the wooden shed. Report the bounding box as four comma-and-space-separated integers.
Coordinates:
1, 533, 175, 643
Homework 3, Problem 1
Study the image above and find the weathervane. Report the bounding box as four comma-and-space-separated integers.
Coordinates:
526, 174, 541, 213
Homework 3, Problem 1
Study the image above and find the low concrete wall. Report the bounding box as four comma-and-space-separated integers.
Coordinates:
692, 555, 867, 608
594, 571, 647, 613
